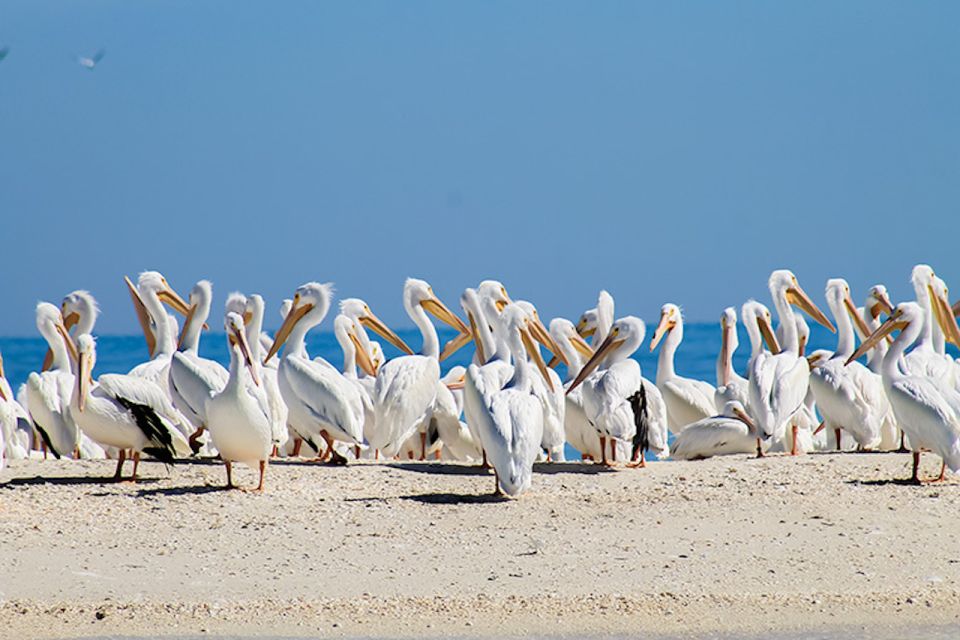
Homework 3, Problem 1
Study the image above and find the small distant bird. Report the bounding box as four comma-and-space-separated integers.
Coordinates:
0, 46, 10, 63
77, 49, 105, 70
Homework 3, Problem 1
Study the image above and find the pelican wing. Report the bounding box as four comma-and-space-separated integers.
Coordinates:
283, 356, 363, 444
97, 374, 191, 455
671, 417, 753, 460
371, 355, 439, 450
889, 377, 960, 470
169, 351, 228, 425
661, 376, 717, 427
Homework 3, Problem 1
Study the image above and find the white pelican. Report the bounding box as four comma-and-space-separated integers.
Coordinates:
808, 279, 888, 450
366, 279, 467, 458
1, 353, 33, 461
66, 333, 190, 481
169, 280, 228, 449
651, 303, 716, 433
514, 300, 566, 462
550, 317, 603, 460
207, 312, 273, 491
903, 265, 956, 384
126, 272, 193, 389
264, 283, 368, 464
671, 401, 759, 460
41, 289, 99, 371
714, 307, 749, 413
464, 305, 547, 496
243, 294, 289, 456
853, 285, 894, 374
577, 290, 615, 348
26, 303, 79, 459
848, 301, 960, 483
432, 366, 481, 461
567, 316, 669, 466
748, 270, 835, 456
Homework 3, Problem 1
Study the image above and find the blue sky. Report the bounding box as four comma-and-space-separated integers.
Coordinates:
2, 1, 959, 335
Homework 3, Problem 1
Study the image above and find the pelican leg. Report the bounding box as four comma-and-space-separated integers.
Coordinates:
188, 427, 206, 455
42, 441, 48, 460
910, 451, 921, 484
254, 460, 266, 493
599, 436, 607, 465
626, 448, 646, 469
481, 449, 490, 469
129, 451, 140, 483
292, 438, 303, 457
375, 449, 380, 461
112, 449, 127, 481
897, 431, 908, 453
492, 470, 503, 496
320, 431, 348, 466
434, 449, 441, 461
791, 425, 798, 456
271, 445, 279, 458
924, 461, 948, 484
420, 432, 427, 461
834, 428, 842, 452
609, 438, 617, 465
354, 445, 361, 459
756, 438, 764, 458
74, 446, 81, 460
225, 460, 235, 489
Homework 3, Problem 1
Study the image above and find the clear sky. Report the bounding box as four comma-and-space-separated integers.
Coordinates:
2, 1, 959, 335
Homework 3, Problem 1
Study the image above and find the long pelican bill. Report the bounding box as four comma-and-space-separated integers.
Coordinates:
421, 295, 470, 334
568, 332, 594, 360
786, 283, 836, 332
649, 309, 675, 351
264, 298, 314, 363
359, 307, 415, 356
54, 319, 79, 364
176, 303, 198, 350
575, 318, 593, 338
929, 285, 960, 347
77, 350, 92, 412
756, 314, 781, 355
156, 284, 192, 317
846, 310, 906, 365
843, 291, 873, 342
230, 323, 260, 387
528, 314, 568, 366
719, 317, 731, 386
732, 406, 756, 433
350, 330, 378, 377
871, 292, 894, 319
954, 300, 960, 318
47, 305, 81, 370
519, 323, 554, 392
566, 332, 624, 395
439, 331, 472, 362
125, 275, 157, 358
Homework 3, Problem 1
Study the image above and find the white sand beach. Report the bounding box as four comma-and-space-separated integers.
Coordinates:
1, 453, 958, 639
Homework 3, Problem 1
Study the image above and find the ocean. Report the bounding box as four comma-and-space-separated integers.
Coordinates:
0, 323, 843, 398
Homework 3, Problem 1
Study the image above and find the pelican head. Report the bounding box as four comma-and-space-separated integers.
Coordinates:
650, 303, 681, 351
439, 288, 485, 362
37, 302, 78, 368
741, 300, 780, 355
549, 317, 594, 362
513, 300, 568, 366
342, 296, 413, 356
566, 316, 646, 395
405, 278, 470, 335
137, 271, 192, 316
226, 312, 259, 386
769, 269, 836, 333
846, 302, 926, 364
824, 278, 872, 341
225, 292, 248, 319
721, 400, 756, 432
264, 282, 334, 363
60, 290, 98, 334
928, 276, 960, 346
477, 280, 511, 313
500, 304, 554, 391
866, 285, 894, 320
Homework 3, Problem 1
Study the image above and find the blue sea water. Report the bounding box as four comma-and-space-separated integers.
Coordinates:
0, 323, 843, 399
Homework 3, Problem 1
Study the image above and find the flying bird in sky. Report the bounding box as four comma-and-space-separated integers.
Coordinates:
77, 49, 105, 70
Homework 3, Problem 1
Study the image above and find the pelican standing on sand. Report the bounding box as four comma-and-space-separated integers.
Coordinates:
264, 283, 366, 464
366, 279, 467, 458
207, 312, 273, 491
809, 279, 888, 451
26, 304, 80, 459
66, 334, 190, 481
651, 303, 717, 433
464, 305, 546, 496
848, 301, 960, 483
748, 270, 835, 456
168, 280, 228, 449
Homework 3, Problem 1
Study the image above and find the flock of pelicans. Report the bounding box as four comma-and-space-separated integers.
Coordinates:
1, 265, 960, 497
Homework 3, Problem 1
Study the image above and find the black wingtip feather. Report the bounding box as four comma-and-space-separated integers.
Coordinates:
115, 396, 177, 463
33, 421, 62, 459
629, 384, 649, 462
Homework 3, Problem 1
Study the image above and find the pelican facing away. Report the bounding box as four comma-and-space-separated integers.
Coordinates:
671, 401, 758, 460
464, 305, 546, 496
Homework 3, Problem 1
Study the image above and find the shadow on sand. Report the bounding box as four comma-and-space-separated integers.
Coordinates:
1, 475, 159, 488
847, 477, 925, 487
387, 462, 493, 476
399, 491, 511, 505
134, 484, 226, 498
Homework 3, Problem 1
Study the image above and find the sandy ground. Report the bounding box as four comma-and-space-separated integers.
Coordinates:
1, 452, 959, 639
